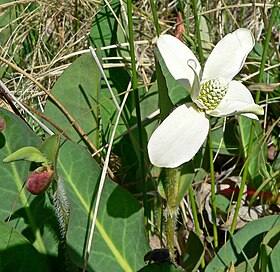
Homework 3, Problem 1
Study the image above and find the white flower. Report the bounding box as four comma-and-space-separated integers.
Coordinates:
148, 29, 264, 168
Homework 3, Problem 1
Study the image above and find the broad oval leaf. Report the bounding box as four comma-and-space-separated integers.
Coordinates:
57, 140, 150, 271
44, 52, 101, 148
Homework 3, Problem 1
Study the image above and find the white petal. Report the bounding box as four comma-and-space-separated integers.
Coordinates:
202, 29, 255, 83
157, 34, 201, 91
148, 104, 209, 168
207, 80, 264, 118
241, 113, 259, 120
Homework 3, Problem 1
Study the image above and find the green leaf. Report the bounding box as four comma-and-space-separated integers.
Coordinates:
0, 109, 61, 268
262, 224, 280, 246
99, 67, 131, 143
156, 48, 189, 107
234, 255, 258, 272
3, 146, 48, 165
137, 82, 159, 138
211, 117, 239, 155
90, 1, 132, 143
238, 116, 269, 183
155, 50, 174, 120
259, 244, 271, 271
90, 0, 129, 60
90, 0, 122, 56
173, 163, 195, 207
269, 240, 280, 272
181, 231, 204, 272
199, 15, 211, 54
215, 194, 231, 215
0, 220, 50, 272
39, 135, 60, 169
258, 224, 280, 271
44, 52, 101, 148
205, 215, 280, 272
57, 140, 150, 272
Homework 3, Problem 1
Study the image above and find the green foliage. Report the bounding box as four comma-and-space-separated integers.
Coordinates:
0, 108, 150, 271
3, 146, 48, 166
0, 221, 50, 272
89, 0, 132, 143
44, 53, 101, 149
211, 117, 239, 155
238, 116, 269, 184
181, 231, 204, 271
58, 140, 150, 271
0, 109, 61, 269
39, 135, 60, 169
206, 215, 280, 272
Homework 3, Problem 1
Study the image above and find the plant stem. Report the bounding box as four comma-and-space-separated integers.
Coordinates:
149, 0, 161, 36
164, 168, 179, 259
192, 0, 204, 65
127, 0, 148, 227
166, 212, 176, 259
208, 129, 218, 249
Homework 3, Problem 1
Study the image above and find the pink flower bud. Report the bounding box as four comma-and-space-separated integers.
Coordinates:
26, 169, 54, 195
0, 118, 6, 132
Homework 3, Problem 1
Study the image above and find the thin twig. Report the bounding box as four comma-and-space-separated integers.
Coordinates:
0, 80, 54, 135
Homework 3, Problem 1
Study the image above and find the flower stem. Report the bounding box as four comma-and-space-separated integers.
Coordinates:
166, 211, 176, 259
163, 168, 179, 259
127, 0, 148, 228
208, 129, 218, 249
191, 0, 205, 65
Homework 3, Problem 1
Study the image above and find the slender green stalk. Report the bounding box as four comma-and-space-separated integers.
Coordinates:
189, 186, 205, 269
149, 0, 161, 36
230, 0, 278, 233
161, 168, 179, 259
191, 0, 204, 65
127, 0, 148, 227
208, 129, 218, 249
166, 212, 176, 259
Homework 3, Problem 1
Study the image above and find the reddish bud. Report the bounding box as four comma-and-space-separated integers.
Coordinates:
0, 118, 6, 132
26, 169, 54, 195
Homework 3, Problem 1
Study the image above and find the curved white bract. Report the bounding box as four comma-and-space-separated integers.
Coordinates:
148, 104, 209, 168
202, 28, 255, 83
